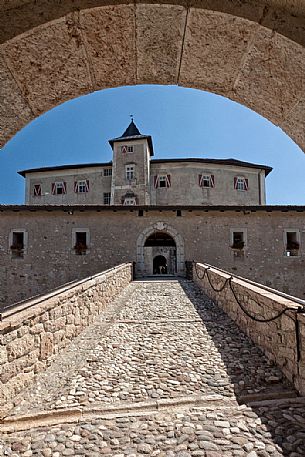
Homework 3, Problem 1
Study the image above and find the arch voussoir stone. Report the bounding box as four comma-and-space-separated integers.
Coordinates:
136, 222, 185, 277
0, 2, 304, 153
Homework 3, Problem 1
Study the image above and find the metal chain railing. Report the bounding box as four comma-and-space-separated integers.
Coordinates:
193, 262, 302, 323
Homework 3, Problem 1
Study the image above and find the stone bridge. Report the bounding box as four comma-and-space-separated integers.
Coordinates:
1, 263, 305, 456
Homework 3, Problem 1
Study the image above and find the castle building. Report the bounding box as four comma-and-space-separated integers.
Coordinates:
19, 120, 272, 207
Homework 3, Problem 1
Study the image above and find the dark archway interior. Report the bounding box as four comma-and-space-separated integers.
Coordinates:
144, 231, 176, 247
153, 255, 167, 274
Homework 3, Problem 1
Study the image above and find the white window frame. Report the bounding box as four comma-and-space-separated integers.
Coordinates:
123, 198, 136, 206
127, 145, 134, 153
230, 228, 247, 249
103, 192, 111, 205
54, 181, 66, 195
199, 174, 215, 188
75, 180, 89, 193
9, 229, 28, 257
72, 228, 90, 255
155, 175, 171, 188
33, 184, 42, 197
235, 177, 248, 192
126, 164, 135, 181
103, 168, 112, 177
283, 229, 300, 257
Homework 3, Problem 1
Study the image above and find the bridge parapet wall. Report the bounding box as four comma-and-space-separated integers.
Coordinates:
193, 262, 305, 396
0, 263, 132, 412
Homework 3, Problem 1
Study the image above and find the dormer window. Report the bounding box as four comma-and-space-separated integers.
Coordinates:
51, 181, 66, 195
234, 177, 248, 191
74, 180, 89, 193
154, 175, 171, 188
199, 174, 215, 188
126, 165, 135, 181
33, 184, 42, 196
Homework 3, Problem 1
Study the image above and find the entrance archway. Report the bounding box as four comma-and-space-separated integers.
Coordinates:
136, 222, 185, 277
145, 231, 176, 275
153, 255, 167, 275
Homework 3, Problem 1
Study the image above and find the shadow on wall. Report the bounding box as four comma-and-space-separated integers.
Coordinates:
179, 280, 305, 457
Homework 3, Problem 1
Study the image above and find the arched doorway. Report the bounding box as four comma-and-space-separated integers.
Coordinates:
145, 231, 176, 275
137, 222, 184, 277
153, 255, 167, 275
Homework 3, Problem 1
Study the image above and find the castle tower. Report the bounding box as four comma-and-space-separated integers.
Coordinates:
109, 120, 153, 205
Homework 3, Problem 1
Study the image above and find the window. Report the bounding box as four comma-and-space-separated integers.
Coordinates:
126, 165, 135, 181
124, 198, 136, 205
104, 192, 111, 205
33, 184, 42, 197
9, 230, 27, 259
121, 145, 134, 154
154, 175, 171, 188
199, 174, 215, 188
103, 168, 112, 177
51, 181, 66, 195
284, 230, 300, 256
74, 180, 89, 193
234, 177, 248, 191
230, 229, 247, 250
72, 229, 90, 255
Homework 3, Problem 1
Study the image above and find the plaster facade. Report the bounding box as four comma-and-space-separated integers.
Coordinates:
20, 121, 271, 207
0, 206, 305, 307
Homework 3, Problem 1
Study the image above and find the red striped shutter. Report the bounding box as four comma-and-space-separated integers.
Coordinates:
234, 177, 238, 189
198, 174, 202, 187
244, 178, 249, 190
51, 183, 56, 195
121, 145, 127, 154
63, 182, 67, 194
74, 181, 78, 193
86, 180, 90, 192
166, 175, 171, 187
154, 176, 158, 188
210, 174, 215, 188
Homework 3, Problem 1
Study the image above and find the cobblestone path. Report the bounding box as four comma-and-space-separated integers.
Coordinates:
1, 279, 305, 456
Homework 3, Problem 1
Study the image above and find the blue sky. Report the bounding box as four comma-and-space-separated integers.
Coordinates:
1, 85, 304, 205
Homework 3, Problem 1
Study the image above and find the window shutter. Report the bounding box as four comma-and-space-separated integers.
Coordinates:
198, 174, 202, 187
63, 182, 67, 194
86, 180, 90, 192
154, 176, 158, 188
74, 181, 78, 193
166, 175, 171, 187
234, 177, 238, 189
244, 178, 249, 190
210, 174, 215, 188
51, 183, 56, 195
121, 145, 127, 154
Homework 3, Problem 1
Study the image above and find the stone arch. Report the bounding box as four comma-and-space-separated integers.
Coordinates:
0, 2, 304, 152
136, 221, 185, 276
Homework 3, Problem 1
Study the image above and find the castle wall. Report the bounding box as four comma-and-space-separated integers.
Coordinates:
150, 163, 265, 205
0, 207, 304, 307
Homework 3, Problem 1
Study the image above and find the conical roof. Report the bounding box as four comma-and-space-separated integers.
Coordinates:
109, 120, 154, 156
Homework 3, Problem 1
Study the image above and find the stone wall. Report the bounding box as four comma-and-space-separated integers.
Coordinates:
193, 262, 305, 396
1, 207, 305, 305
0, 263, 133, 412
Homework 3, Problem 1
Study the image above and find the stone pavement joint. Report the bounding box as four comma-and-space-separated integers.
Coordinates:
1, 279, 305, 456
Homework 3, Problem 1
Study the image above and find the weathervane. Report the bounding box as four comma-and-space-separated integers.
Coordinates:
130, 114, 134, 122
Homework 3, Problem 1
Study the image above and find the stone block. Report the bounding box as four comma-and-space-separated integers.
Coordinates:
0, 345, 8, 365
3, 16, 91, 115
137, 4, 186, 84
6, 334, 35, 361
44, 316, 66, 333
40, 332, 53, 360
30, 323, 44, 334
80, 5, 136, 89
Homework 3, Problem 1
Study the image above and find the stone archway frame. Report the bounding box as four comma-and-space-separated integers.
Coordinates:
136, 221, 185, 277
0, 3, 305, 152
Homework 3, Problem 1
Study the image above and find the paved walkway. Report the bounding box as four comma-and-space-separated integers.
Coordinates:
1, 279, 305, 456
